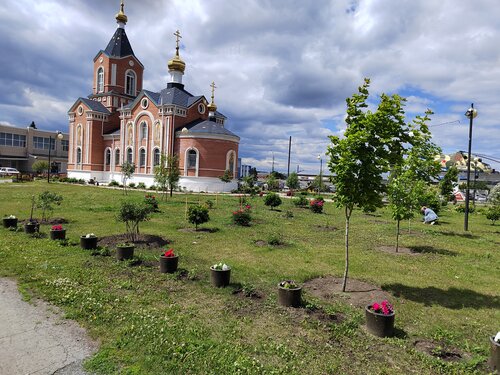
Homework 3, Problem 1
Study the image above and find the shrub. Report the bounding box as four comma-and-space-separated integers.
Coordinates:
116, 201, 152, 242
109, 180, 119, 186
485, 206, 500, 225
268, 232, 285, 246
144, 194, 159, 211
264, 192, 282, 210
233, 206, 251, 226
455, 204, 475, 213
37, 191, 63, 221
188, 205, 210, 230
310, 198, 324, 213
128, 182, 136, 189
204, 199, 214, 209
137, 182, 146, 189
293, 196, 309, 207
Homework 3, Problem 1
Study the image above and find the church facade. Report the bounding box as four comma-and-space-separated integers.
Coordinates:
67, 2, 239, 192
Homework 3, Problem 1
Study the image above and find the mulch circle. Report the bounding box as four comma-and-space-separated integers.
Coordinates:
413, 340, 469, 362
303, 276, 393, 308
98, 234, 170, 249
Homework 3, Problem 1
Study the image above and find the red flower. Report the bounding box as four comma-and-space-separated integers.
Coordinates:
372, 302, 380, 311
163, 249, 175, 257
51, 225, 62, 231
245, 205, 251, 210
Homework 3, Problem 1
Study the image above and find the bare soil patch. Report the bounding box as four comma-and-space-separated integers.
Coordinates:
254, 240, 267, 247
177, 227, 219, 233
413, 340, 470, 362
98, 233, 170, 249
304, 276, 392, 308
377, 245, 419, 255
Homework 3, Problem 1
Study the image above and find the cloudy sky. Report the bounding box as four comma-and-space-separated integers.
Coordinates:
1, 0, 499, 173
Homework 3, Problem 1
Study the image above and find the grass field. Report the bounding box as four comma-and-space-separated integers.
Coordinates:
0, 181, 498, 374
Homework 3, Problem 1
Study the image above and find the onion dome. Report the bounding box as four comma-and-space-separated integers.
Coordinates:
115, 0, 128, 25
168, 30, 186, 73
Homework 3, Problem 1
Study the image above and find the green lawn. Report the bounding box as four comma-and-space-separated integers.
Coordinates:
0, 181, 498, 374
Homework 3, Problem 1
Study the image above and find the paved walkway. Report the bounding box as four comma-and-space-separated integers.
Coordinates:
0, 278, 96, 375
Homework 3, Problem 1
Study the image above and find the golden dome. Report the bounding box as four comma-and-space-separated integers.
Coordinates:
168, 30, 186, 73
115, 0, 128, 24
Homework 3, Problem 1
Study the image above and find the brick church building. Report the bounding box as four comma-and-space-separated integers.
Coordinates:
67, 1, 239, 192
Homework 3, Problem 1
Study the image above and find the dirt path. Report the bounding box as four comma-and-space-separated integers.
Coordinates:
0, 278, 96, 375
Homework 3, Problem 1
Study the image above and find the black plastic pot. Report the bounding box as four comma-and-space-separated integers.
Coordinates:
210, 267, 231, 287
24, 222, 39, 234
3, 218, 18, 228
50, 229, 66, 240
365, 305, 395, 337
159, 255, 179, 273
116, 244, 135, 261
490, 336, 500, 372
277, 283, 302, 307
80, 236, 98, 250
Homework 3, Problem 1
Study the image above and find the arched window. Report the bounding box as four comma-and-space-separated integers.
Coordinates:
139, 148, 146, 167
76, 147, 82, 164
153, 148, 160, 166
229, 152, 235, 177
187, 149, 197, 168
97, 67, 104, 93
105, 148, 111, 166
126, 147, 133, 164
140, 121, 147, 140
115, 149, 120, 166
125, 71, 136, 96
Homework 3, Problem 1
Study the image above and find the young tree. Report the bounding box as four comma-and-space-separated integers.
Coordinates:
154, 154, 180, 199
439, 166, 458, 200
32, 160, 49, 175
387, 110, 441, 252
266, 174, 279, 191
37, 191, 63, 221
264, 192, 282, 210
121, 161, 135, 195
219, 169, 232, 183
286, 172, 300, 190
327, 78, 413, 292
188, 205, 210, 230
116, 201, 152, 242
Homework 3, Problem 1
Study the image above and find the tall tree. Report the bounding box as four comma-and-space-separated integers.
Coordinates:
439, 166, 459, 200
121, 161, 135, 195
286, 172, 300, 190
327, 78, 412, 292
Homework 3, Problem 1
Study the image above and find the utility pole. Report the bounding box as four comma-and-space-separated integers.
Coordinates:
271, 152, 275, 173
287, 136, 292, 177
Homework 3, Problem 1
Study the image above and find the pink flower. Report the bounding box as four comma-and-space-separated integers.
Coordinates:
372, 302, 380, 311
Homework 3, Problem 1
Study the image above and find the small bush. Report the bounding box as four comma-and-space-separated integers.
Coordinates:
204, 199, 214, 209
268, 232, 285, 246
109, 180, 119, 186
485, 206, 500, 225
293, 196, 309, 207
310, 198, 324, 213
144, 194, 159, 211
264, 192, 282, 210
188, 205, 210, 230
233, 207, 251, 226
455, 204, 475, 213
137, 182, 146, 189
128, 182, 136, 189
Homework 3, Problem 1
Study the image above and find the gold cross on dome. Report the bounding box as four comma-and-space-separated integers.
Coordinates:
174, 30, 182, 51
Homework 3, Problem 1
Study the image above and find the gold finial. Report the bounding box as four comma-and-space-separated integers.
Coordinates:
207, 81, 217, 112
167, 30, 186, 73
115, 0, 128, 24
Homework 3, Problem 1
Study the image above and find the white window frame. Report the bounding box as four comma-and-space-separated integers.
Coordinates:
184, 147, 199, 177
125, 70, 136, 96
139, 147, 146, 167
97, 67, 104, 93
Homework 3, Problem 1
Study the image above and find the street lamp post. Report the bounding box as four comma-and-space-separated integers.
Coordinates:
317, 154, 323, 193
464, 104, 477, 231
48, 131, 64, 183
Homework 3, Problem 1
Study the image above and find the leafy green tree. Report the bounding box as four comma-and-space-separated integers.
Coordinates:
117, 201, 152, 242
37, 191, 63, 221
270, 171, 286, 180
286, 172, 300, 190
121, 161, 135, 195
264, 192, 282, 210
32, 160, 49, 175
489, 183, 500, 205
486, 206, 500, 225
327, 78, 414, 292
439, 166, 458, 200
266, 174, 279, 191
388, 110, 441, 252
188, 205, 210, 230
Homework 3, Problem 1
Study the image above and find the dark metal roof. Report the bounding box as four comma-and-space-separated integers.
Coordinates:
181, 119, 239, 139
103, 27, 135, 58
79, 98, 110, 114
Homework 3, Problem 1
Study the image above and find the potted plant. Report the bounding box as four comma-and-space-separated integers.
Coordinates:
80, 233, 98, 250
50, 224, 66, 240
210, 262, 231, 287
365, 300, 395, 337
277, 280, 302, 307
24, 195, 39, 234
3, 215, 18, 228
159, 248, 178, 273
490, 332, 500, 372
116, 242, 135, 261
